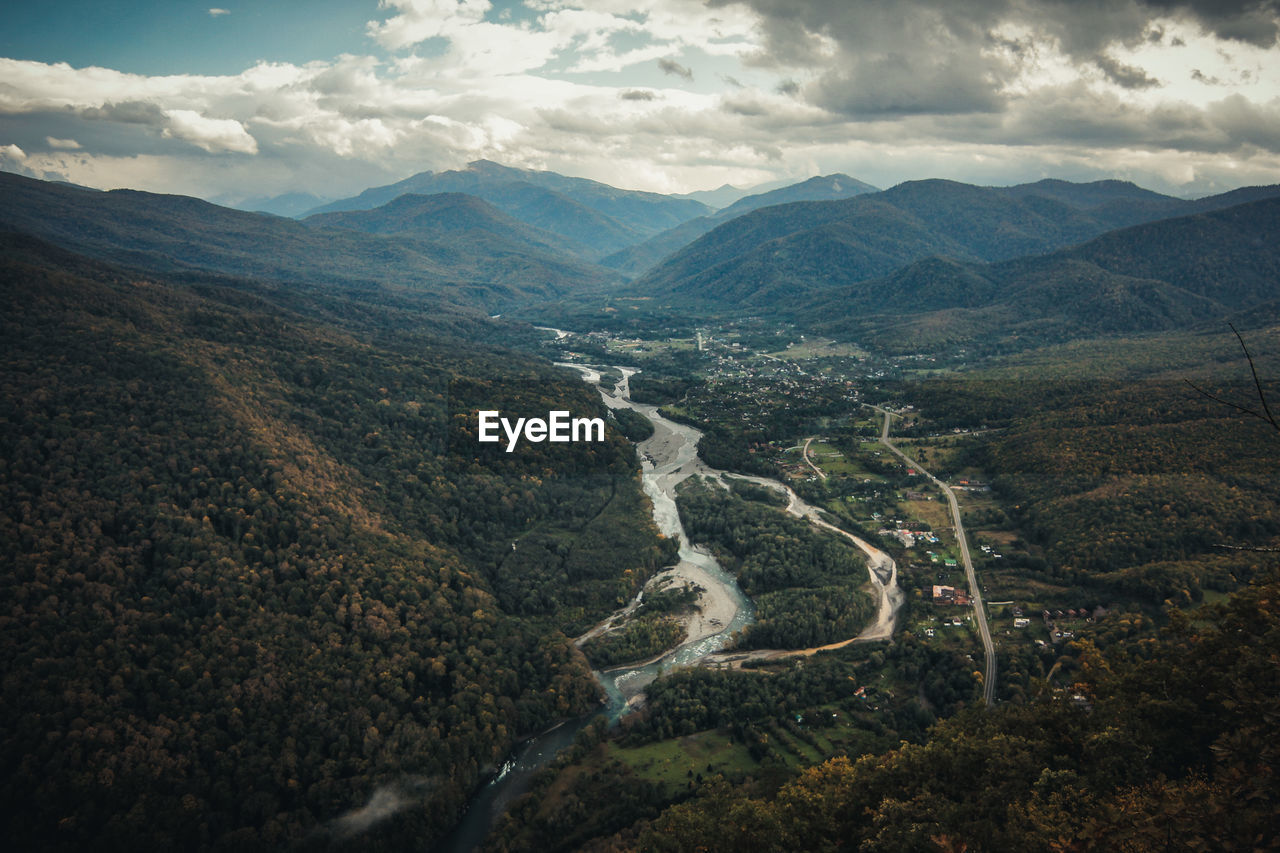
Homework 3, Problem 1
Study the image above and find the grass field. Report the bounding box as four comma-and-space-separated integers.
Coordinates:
766, 337, 870, 360
601, 703, 888, 796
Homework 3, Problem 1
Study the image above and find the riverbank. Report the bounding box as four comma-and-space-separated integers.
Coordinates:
567, 362, 902, 679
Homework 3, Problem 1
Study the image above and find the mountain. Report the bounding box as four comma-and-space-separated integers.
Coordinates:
0, 171, 617, 312
304, 160, 712, 260
717, 173, 880, 219
301, 191, 621, 295
601, 173, 880, 275
995, 178, 1174, 209
239, 191, 331, 217
805, 195, 1280, 350
0, 230, 672, 851
672, 176, 792, 209
628, 177, 1280, 310
306, 191, 574, 253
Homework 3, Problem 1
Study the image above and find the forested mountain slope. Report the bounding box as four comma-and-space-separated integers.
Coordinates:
305, 160, 710, 260
807, 196, 1280, 351
628, 177, 1280, 310
0, 172, 614, 312
601, 174, 879, 275
0, 233, 672, 852
627, 565, 1280, 851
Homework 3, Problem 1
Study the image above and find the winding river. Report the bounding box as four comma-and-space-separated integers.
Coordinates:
440, 360, 901, 851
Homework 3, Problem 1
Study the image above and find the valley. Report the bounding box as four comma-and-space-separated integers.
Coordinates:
2, 163, 1278, 852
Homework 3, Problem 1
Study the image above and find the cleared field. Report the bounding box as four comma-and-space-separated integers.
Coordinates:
904, 496, 951, 534
766, 337, 870, 359
604, 337, 696, 356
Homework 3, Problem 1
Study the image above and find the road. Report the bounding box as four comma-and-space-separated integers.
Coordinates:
869, 405, 997, 707
802, 436, 828, 480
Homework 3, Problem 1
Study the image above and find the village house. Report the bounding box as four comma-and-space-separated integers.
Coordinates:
933, 585, 971, 606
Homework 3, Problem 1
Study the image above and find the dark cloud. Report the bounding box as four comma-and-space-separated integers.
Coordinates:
990, 83, 1280, 154
619, 88, 657, 100
79, 100, 167, 126
715, 0, 1278, 121
1095, 55, 1161, 88
657, 58, 693, 80
1192, 68, 1224, 83
1205, 92, 1280, 151
1141, 0, 1280, 47
812, 52, 1011, 116
1, 108, 170, 159
717, 0, 1020, 117
776, 79, 800, 96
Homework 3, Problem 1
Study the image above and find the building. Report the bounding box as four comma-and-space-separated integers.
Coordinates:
933, 585, 971, 606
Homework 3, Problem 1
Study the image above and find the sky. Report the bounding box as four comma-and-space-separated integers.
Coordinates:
2, 0, 1279, 205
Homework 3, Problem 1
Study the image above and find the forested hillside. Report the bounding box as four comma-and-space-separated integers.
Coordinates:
627, 177, 1280, 315
600, 174, 879, 276
0, 172, 615, 313
0, 234, 671, 851
890, 366, 1280, 605
806, 196, 1280, 353
615, 565, 1280, 851
676, 479, 875, 650
305, 160, 710, 260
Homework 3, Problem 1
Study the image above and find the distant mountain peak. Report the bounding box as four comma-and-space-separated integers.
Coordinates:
464, 158, 520, 175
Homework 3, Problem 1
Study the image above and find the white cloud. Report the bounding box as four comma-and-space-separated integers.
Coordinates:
367, 0, 493, 52
162, 109, 258, 154
45, 136, 82, 149
0, 1, 1278, 200
208, 8, 230, 16
1, 143, 27, 162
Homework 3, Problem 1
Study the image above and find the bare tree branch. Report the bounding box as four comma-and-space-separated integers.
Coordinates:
1185, 323, 1280, 435
1212, 543, 1280, 553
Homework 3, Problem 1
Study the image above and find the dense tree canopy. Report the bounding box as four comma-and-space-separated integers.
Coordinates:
0, 238, 671, 851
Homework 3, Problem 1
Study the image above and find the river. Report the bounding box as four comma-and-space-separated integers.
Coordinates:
440, 360, 901, 851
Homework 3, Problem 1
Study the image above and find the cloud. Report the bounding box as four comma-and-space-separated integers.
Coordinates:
162, 110, 258, 154
45, 136, 82, 149
1, 143, 27, 163
0, 1, 1277, 202
657, 57, 693, 79
367, 0, 494, 52
208, 7, 230, 16
717, 0, 1279, 117
80, 100, 168, 125
1094, 54, 1161, 89
1150, 0, 1280, 47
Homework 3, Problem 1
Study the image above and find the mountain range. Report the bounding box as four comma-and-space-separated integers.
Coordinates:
600, 173, 880, 275
3, 163, 1279, 354
626, 177, 1280, 309
0, 171, 620, 313
3, 158, 1279, 852
804, 195, 1280, 351
305, 159, 711, 261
